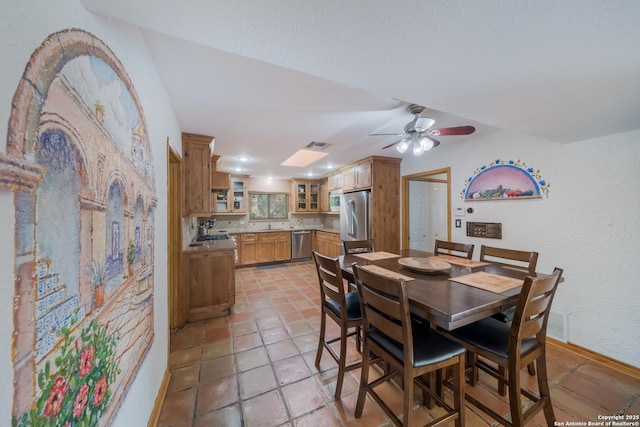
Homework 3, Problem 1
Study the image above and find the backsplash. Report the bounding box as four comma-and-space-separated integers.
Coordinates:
197, 213, 339, 233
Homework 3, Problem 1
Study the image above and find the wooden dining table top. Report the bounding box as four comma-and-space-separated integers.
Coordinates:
339, 249, 533, 331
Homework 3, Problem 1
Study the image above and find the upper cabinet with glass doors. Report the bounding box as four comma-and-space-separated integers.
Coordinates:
290, 179, 321, 212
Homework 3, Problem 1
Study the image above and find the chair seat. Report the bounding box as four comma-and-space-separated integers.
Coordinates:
370, 322, 465, 368
448, 317, 536, 358
491, 306, 515, 323
325, 291, 361, 321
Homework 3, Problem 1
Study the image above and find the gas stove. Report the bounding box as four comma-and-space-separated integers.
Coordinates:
196, 234, 230, 241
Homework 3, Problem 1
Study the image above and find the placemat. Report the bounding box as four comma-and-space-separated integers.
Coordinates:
359, 264, 415, 281
353, 251, 401, 261
433, 255, 490, 268
449, 272, 522, 293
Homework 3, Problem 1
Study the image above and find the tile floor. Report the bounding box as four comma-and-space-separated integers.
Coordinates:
159, 261, 640, 426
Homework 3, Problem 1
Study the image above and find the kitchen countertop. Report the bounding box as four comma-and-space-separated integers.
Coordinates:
224, 227, 340, 235
184, 227, 340, 253
184, 239, 236, 253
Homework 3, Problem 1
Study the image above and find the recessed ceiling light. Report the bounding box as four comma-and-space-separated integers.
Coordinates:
235, 167, 242, 172
238, 156, 248, 162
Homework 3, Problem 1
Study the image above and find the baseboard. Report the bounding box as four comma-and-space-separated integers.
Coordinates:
547, 337, 640, 380
147, 367, 171, 427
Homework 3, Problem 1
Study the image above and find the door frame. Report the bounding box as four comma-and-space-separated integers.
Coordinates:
401, 167, 451, 250
167, 141, 184, 329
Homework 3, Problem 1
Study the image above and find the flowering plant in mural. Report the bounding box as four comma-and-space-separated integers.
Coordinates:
13, 319, 120, 427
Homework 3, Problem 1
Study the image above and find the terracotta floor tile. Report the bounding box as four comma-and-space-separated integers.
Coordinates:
233, 331, 263, 352
274, 355, 313, 386
204, 316, 230, 330
329, 389, 391, 427
292, 406, 340, 427
170, 331, 202, 351
558, 362, 640, 412
281, 310, 305, 324
239, 364, 278, 399
292, 333, 318, 354
261, 326, 291, 344
232, 320, 259, 336
204, 326, 231, 342
196, 375, 239, 415
257, 315, 283, 330
202, 338, 232, 360
159, 387, 196, 426
199, 355, 235, 384
243, 389, 289, 427
281, 377, 327, 418
169, 346, 202, 369
286, 320, 314, 337
194, 404, 242, 427
168, 364, 200, 394
267, 339, 300, 362
236, 346, 270, 372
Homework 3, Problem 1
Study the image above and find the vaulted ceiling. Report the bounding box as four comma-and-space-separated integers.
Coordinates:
82, 0, 640, 178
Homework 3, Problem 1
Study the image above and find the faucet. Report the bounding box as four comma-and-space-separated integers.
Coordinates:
268, 222, 272, 230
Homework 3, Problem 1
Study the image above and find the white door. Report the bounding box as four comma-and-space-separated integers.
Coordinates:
429, 182, 448, 250
409, 181, 430, 251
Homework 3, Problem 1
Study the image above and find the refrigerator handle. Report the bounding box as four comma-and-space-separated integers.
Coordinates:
348, 199, 356, 237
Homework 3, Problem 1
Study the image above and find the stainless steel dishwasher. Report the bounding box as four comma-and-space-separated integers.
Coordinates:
291, 230, 312, 261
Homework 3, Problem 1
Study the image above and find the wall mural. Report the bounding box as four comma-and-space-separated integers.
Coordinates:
1, 29, 155, 426
461, 158, 551, 201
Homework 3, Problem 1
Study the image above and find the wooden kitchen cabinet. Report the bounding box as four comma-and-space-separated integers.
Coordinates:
182, 133, 214, 216
290, 179, 321, 212
319, 177, 329, 213
212, 175, 248, 213
327, 171, 343, 191
237, 233, 258, 265
342, 159, 372, 192
184, 249, 235, 321
230, 175, 248, 213
258, 231, 291, 263
314, 230, 341, 257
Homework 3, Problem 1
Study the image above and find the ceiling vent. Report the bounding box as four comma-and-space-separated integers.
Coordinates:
305, 141, 331, 151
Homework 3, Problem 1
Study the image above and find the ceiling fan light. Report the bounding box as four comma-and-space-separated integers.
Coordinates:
413, 143, 425, 156
414, 117, 435, 133
419, 137, 434, 151
396, 139, 410, 153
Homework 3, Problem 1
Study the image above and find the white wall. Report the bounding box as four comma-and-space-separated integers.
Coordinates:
401, 128, 640, 367
0, 1, 182, 425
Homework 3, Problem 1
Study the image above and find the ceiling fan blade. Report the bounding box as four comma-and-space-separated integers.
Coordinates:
428, 125, 476, 136
382, 140, 401, 149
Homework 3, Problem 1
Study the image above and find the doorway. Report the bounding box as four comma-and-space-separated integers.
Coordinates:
401, 167, 451, 251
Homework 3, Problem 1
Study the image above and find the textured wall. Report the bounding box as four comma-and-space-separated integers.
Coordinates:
401, 128, 640, 367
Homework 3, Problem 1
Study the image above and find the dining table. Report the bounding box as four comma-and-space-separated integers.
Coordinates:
340, 248, 535, 331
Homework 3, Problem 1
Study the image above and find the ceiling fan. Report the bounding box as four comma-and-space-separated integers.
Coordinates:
370, 104, 476, 155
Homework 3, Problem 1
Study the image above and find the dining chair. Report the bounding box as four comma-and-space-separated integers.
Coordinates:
343, 239, 375, 255
311, 250, 362, 399
444, 268, 563, 427
479, 245, 540, 376
434, 239, 474, 259
352, 264, 466, 427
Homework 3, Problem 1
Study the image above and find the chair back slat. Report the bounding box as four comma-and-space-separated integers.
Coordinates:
511, 268, 563, 346
480, 245, 538, 274
353, 264, 412, 361
313, 251, 347, 312
343, 239, 375, 255
434, 240, 474, 259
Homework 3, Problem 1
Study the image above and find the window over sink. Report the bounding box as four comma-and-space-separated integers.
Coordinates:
249, 192, 288, 220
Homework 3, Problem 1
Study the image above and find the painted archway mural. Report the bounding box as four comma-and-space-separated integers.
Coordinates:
1, 29, 156, 426
461, 158, 551, 200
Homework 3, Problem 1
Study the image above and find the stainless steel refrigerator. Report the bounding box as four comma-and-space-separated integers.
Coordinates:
340, 190, 371, 245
